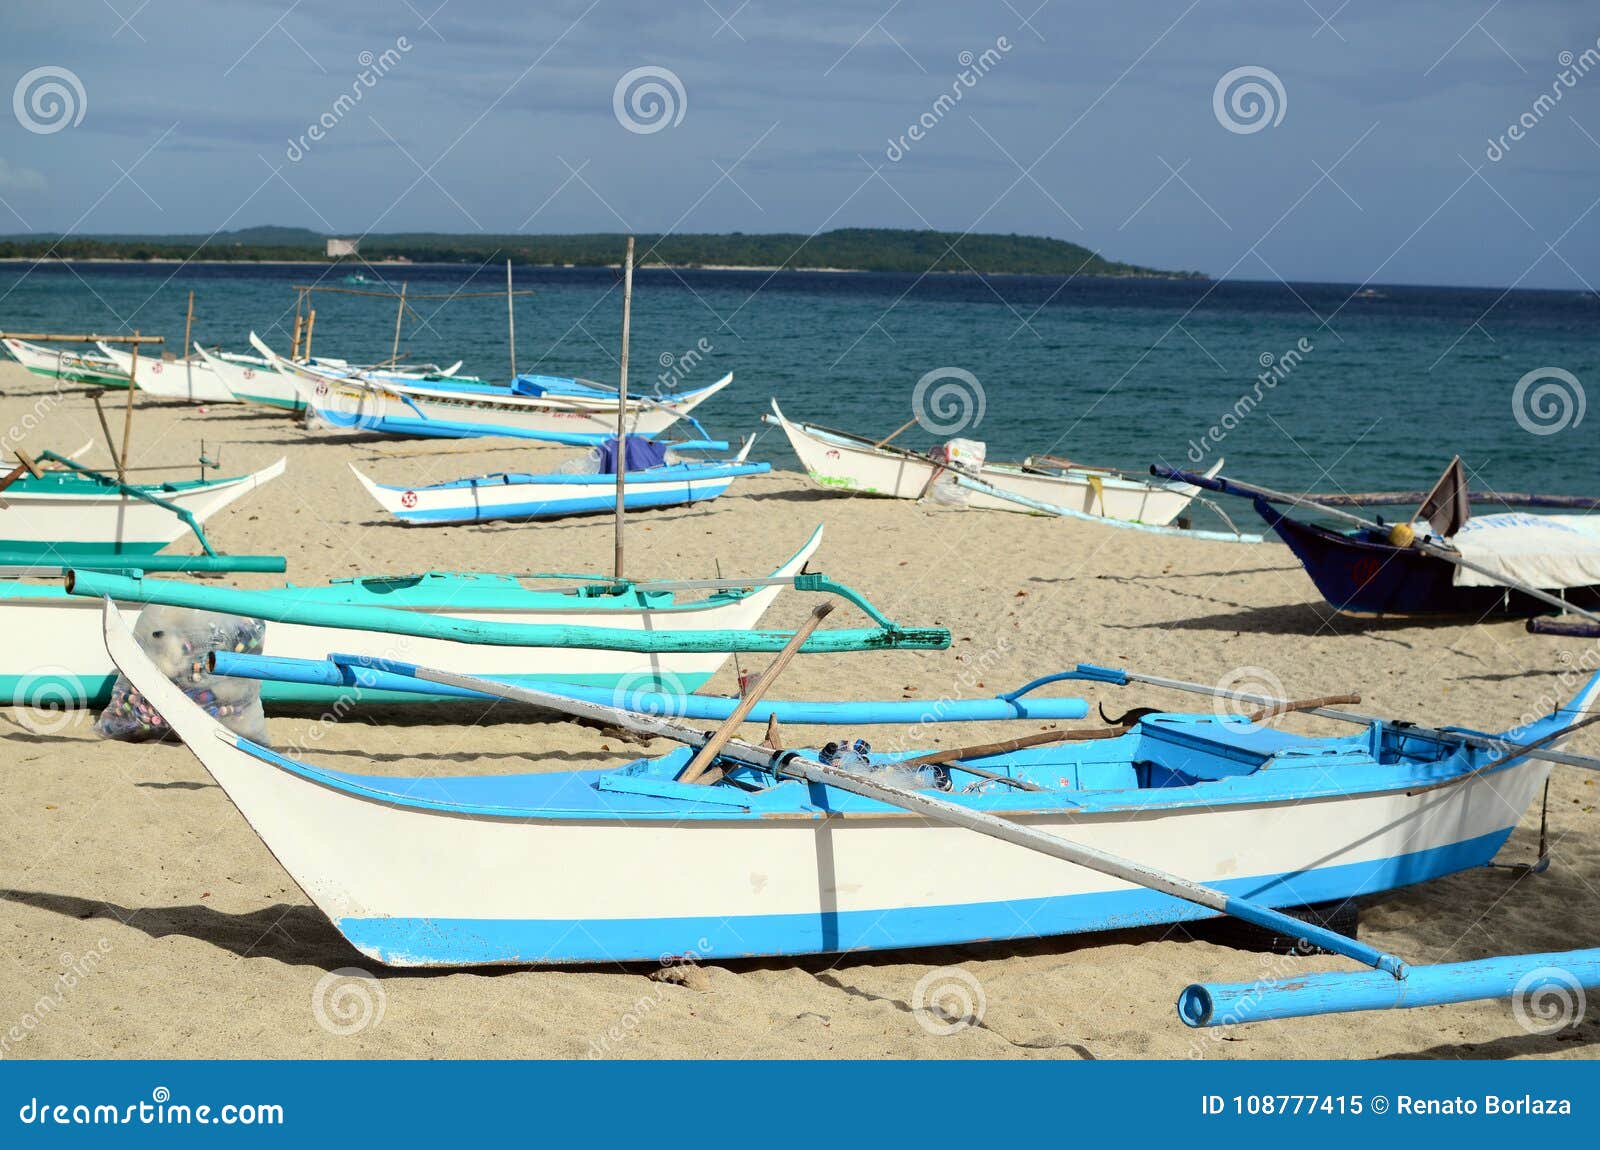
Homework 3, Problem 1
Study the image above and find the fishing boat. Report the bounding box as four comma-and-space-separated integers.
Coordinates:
765, 400, 1221, 527
193, 345, 302, 412
95, 342, 241, 404
5, 528, 946, 707
1157, 463, 1600, 621
99, 599, 1600, 969
255, 334, 730, 441
349, 438, 768, 525
0, 455, 284, 562
2, 337, 129, 388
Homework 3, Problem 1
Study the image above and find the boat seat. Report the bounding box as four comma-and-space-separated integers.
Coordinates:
1132, 715, 1318, 779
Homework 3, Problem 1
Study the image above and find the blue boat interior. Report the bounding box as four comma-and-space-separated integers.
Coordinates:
235, 707, 1518, 823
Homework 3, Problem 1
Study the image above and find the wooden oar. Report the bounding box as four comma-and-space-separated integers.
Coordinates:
678, 601, 834, 784
347, 649, 1408, 979
872, 417, 919, 450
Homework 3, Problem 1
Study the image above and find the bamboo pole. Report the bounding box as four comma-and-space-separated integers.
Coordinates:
90, 391, 119, 466
506, 259, 516, 378
0, 332, 161, 344
679, 601, 836, 784
182, 291, 195, 399
290, 311, 304, 362
391, 282, 407, 365
304, 309, 317, 361
614, 236, 634, 579
118, 331, 138, 482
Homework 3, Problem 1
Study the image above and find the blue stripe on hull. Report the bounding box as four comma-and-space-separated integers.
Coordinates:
337, 828, 1513, 966
397, 482, 734, 523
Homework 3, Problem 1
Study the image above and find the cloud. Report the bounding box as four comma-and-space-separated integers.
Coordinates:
0, 159, 47, 193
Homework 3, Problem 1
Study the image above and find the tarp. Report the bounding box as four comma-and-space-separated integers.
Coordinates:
1415, 456, 1470, 538
595, 436, 671, 475
1450, 513, 1600, 589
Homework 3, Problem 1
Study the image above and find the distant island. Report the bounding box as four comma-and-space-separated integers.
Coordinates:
0, 226, 1202, 278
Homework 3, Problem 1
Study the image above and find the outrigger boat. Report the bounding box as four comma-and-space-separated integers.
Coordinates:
101, 598, 1600, 1016
6, 528, 945, 707
198, 345, 483, 413
252, 334, 730, 443
765, 401, 1237, 534
2, 337, 129, 388
0, 451, 284, 562
349, 437, 768, 525
96, 342, 241, 404
1157, 462, 1600, 626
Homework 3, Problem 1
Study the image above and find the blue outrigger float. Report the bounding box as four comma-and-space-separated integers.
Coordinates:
102, 599, 1600, 1027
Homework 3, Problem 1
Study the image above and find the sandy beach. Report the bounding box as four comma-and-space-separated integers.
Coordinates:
0, 360, 1595, 1061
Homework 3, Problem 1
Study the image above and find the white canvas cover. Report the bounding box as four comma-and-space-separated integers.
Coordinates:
1449, 513, 1600, 589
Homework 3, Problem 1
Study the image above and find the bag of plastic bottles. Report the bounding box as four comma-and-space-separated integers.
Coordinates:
96, 605, 268, 743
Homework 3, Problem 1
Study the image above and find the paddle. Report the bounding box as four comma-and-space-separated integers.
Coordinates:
1153, 466, 1600, 629
337, 647, 1408, 979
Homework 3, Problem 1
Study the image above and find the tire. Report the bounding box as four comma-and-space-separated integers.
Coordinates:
1192, 899, 1359, 956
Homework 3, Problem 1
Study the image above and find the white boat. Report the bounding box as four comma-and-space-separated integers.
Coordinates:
94, 594, 1600, 967
2, 337, 130, 388
0, 528, 821, 707
96, 343, 241, 404
765, 400, 1218, 526
193, 345, 302, 411
0, 457, 285, 559
252, 333, 729, 440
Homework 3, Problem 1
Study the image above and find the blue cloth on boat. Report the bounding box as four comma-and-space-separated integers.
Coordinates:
509, 374, 612, 399
596, 436, 671, 475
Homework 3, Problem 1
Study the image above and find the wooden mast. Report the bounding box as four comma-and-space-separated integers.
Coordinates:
613, 237, 634, 579
182, 291, 194, 400
391, 282, 407, 365
506, 259, 516, 378
119, 331, 139, 482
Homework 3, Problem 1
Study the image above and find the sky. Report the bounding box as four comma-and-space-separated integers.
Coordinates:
1, 0, 1598, 288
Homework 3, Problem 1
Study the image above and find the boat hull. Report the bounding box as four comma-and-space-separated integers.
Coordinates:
0, 459, 285, 559
350, 461, 767, 524
3, 338, 130, 388
195, 346, 303, 412
0, 529, 820, 706
769, 402, 1206, 525
99, 344, 241, 403
1260, 500, 1600, 617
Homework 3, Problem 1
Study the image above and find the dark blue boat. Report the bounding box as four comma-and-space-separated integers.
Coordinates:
1254, 498, 1600, 619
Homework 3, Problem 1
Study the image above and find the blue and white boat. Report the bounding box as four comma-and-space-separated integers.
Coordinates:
101, 599, 1600, 968
350, 437, 767, 525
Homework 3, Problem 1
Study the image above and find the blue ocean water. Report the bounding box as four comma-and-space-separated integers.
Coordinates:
1, 261, 1593, 494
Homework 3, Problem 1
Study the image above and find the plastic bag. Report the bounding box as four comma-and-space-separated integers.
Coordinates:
927, 438, 986, 506
96, 605, 268, 743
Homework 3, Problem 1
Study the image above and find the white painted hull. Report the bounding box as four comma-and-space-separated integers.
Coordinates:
0, 527, 820, 705
3, 338, 127, 386
194, 345, 302, 411
768, 401, 1211, 525
0, 458, 285, 550
97, 343, 241, 403
103, 587, 1556, 965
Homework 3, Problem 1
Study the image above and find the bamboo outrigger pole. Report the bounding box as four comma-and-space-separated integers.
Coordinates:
614, 236, 634, 580
391, 282, 407, 365
182, 292, 194, 399
119, 331, 140, 482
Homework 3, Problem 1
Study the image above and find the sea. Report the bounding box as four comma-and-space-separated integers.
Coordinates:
1, 261, 1593, 496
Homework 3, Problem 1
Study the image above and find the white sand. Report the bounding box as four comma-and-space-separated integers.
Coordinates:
0, 363, 1595, 1060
